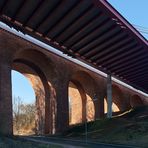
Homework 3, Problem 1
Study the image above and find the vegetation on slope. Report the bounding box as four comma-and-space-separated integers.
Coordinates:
63, 106, 148, 147
0, 137, 63, 148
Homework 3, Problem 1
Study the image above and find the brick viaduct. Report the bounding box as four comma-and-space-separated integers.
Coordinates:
0, 29, 148, 136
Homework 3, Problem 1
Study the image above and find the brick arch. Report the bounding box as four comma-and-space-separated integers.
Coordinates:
130, 95, 144, 108
69, 71, 100, 124
104, 84, 127, 114
112, 85, 125, 111
12, 62, 46, 135
12, 49, 57, 135
68, 80, 86, 125
13, 48, 57, 80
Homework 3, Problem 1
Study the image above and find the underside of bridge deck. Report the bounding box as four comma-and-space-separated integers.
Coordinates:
0, 0, 147, 93
0, 0, 148, 136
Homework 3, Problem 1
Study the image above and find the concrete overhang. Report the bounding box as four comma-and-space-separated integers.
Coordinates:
0, 0, 148, 93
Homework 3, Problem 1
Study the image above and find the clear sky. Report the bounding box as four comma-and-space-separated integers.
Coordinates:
12, 1, 148, 104
108, 0, 148, 39
12, 70, 35, 104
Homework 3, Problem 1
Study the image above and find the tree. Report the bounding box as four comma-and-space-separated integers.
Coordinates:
13, 96, 23, 134
13, 96, 36, 135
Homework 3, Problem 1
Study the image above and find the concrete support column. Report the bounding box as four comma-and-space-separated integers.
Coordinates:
107, 74, 112, 118
0, 57, 13, 135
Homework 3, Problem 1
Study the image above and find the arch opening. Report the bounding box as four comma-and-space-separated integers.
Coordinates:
104, 85, 125, 116
68, 71, 97, 125
12, 70, 36, 135
104, 98, 120, 114
12, 61, 50, 135
68, 81, 83, 125
11, 49, 57, 135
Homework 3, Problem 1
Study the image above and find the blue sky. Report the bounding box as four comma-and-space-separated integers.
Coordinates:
12, 1, 148, 104
108, 0, 148, 39
12, 70, 35, 104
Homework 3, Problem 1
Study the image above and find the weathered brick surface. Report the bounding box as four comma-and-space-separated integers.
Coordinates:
69, 81, 95, 125
0, 30, 147, 135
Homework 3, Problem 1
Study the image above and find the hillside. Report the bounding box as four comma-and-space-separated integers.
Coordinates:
63, 106, 148, 148
0, 137, 63, 148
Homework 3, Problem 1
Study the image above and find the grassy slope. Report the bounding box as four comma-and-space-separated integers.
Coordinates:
0, 137, 63, 148
63, 106, 148, 147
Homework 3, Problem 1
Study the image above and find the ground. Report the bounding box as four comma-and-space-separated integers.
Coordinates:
0, 106, 147, 148
62, 106, 148, 148
0, 137, 63, 148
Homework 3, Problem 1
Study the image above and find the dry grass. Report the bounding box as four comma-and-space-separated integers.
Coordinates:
63, 106, 148, 147
13, 124, 35, 135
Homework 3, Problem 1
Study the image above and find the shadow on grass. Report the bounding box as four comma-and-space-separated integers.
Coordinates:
62, 106, 148, 147
0, 136, 63, 148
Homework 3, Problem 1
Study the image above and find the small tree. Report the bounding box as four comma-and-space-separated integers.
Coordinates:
13, 96, 23, 134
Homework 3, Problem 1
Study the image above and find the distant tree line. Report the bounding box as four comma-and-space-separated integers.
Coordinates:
13, 96, 36, 135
